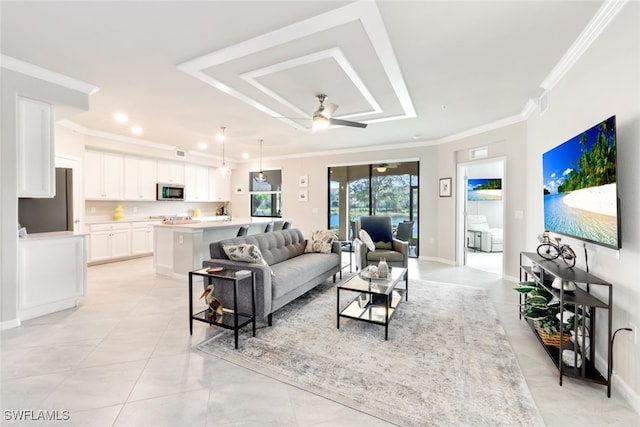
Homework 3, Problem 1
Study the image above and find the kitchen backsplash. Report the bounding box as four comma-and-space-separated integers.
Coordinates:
85, 200, 228, 222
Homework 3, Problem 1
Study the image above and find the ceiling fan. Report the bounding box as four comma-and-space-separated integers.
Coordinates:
311, 94, 367, 131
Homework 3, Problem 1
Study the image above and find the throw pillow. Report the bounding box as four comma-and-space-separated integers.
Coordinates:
359, 229, 376, 251
223, 244, 274, 276
304, 230, 337, 254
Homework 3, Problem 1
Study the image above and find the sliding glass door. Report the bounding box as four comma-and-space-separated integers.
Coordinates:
329, 161, 419, 256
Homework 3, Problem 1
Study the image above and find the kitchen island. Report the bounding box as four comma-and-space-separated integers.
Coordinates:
153, 217, 274, 278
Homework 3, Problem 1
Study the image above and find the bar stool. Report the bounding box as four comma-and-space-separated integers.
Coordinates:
237, 225, 249, 237
264, 223, 273, 233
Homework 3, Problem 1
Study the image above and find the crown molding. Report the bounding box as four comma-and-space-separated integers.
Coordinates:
1, 55, 99, 95
540, 0, 628, 91
58, 120, 176, 151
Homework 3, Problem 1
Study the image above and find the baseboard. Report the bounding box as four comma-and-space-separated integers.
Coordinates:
418, 255, 456, 265
504, 274, 519, 283
594, 349, 640, 415
0, 318, 21, 330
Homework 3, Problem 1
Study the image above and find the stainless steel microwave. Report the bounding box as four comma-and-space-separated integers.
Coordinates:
157, 183, 185, 201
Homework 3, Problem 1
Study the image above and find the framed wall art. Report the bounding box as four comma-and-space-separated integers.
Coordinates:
439, 177, 452, 197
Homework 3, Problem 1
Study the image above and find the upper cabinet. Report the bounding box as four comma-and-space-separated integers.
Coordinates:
185, 164, 209, 201
209, 167, 231, 202
85, 150, 123, 200
124, 156, 157, 200
17, 97, 55, 197
157, 160, 185, 185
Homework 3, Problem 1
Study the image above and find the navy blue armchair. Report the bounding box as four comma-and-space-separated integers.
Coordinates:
353, 216, 408, 271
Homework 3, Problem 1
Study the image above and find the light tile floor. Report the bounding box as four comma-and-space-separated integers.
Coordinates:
1, 256, 638, 426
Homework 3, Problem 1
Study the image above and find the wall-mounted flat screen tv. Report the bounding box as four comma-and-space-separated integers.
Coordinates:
542, 115, 620, 249
467, 178, 502, 201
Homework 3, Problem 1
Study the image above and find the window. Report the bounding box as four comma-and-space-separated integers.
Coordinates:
328, 161, 419, 256
250, 169, 282, 218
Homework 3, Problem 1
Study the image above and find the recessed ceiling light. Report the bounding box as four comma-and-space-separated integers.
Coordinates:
131, 125, 143, 135
197, 141, 207, 150
114, 113, 128, 123
241, 152, 249, 159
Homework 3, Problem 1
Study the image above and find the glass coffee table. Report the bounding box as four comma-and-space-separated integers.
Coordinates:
336, 266, 408, 340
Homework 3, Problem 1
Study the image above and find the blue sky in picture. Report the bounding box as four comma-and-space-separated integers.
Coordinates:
542, 116, 613, 194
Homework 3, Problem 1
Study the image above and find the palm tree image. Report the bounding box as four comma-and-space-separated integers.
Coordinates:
541, 115, 619, 248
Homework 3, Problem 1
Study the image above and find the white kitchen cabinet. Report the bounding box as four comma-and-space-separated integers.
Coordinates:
88, 223, 130, 262
208, 167, 231, 201
18, 233, 86, 321
17, 96, 55, 197
185, 164, 209, 201
157, 160, 185, 185
85, 150, 124, 200
131, 221, 158, 255
124, 156, 157, 200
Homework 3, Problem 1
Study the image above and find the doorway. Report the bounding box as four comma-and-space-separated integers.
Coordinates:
458, 159, 504, 275
329, 161, 419, 257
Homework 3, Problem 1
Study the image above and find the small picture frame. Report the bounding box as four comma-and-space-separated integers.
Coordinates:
439, 177, 452, 197
298, 189, 308, 202
298, 175, 308, 187
234, 185, 244, 195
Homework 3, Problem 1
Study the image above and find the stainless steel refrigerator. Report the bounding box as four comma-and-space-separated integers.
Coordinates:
18, 167, 74, 233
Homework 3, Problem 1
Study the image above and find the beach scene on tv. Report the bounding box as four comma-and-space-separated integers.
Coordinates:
467, 178, 502, 201
542, 116, 618, 248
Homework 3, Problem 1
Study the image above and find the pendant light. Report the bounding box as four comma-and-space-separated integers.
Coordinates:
256, 139, 265, 181
217, 126, 230, 178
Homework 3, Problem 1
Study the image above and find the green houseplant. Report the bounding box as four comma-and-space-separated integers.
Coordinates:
515, 281, 574, 347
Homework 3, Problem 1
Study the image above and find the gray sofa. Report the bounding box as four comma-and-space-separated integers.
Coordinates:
203, 228, 341, 325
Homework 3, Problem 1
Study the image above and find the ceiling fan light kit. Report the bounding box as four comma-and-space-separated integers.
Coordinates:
310, 93, 367, 131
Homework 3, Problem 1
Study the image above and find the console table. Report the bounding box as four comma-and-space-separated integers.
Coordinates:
519, 252, 612, 396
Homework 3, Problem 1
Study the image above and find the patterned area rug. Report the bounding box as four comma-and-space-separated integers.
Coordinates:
197, 277, 543, 427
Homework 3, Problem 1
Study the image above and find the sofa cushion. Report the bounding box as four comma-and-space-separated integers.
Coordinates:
210, 229, 307, 265
270, 252, 340, 299
223, 244, 274, 275
304, 230, 336, 254
366, 248, 405, 264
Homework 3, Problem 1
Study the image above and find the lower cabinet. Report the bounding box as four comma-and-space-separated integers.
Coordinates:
88, 221, 160, 263
18, 234, 87, 321
89, 223, 131, 262
131, 221, 157, 255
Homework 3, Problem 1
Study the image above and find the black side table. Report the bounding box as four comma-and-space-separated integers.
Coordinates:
188, 267, 255, 349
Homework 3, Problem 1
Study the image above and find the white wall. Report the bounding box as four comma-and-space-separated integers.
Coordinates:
230, 145, 439, 257
1, 69, 89, 328
525, 3, 639, 409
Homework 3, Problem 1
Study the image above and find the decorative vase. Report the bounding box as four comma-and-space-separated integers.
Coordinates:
377, 258, 389, 278
113, 205, 124, 221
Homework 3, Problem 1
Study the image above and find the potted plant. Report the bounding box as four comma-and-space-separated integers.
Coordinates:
515, 281, 573, 347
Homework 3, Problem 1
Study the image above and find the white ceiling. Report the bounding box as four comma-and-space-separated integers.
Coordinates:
1, 1, 603, 162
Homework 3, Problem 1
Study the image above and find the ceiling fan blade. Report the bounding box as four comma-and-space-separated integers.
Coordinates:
329, 118, 368, 128
321, 103, 338, 119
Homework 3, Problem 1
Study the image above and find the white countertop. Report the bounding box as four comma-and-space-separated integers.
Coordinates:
85, 215, 230, 225
20, 231, 88, 240
153, 217, 273, 230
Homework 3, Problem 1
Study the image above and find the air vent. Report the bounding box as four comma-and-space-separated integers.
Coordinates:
469, 147, 488, 160
175, 149, 186, 158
